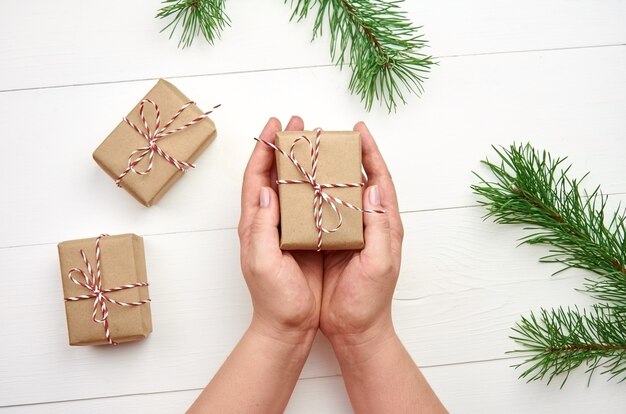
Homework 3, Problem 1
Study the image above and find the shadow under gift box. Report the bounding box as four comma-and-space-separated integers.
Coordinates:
58, 234, 152, 346
93, 79, 217, 207
275, 130, 364, 250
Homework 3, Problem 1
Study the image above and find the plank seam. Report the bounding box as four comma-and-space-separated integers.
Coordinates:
1, 356, 528, 408
0, 64, 336, 94
0, 374, 345, 409
438, 42, 626, 59
1, 43, 624, 94
1, 193, 625, 250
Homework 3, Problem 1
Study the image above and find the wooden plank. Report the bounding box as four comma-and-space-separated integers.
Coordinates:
4, 358, 626, 413
411, 0, 626, 57
2, 1, 625, 90
1, 204, 618, 406
0, 0, 330, 92
0, 229, 340, 406
1, 46, 625, 248
426, 358, 626, 413
0, 376, 352, 413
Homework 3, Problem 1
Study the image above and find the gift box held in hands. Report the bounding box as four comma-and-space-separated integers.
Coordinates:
267, 129, 384, 250
58, 234, 152, 346
93, 79, 218, 206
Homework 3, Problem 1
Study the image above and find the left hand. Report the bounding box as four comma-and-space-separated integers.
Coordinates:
238, 116, 323, 343
320, 122, 404, 349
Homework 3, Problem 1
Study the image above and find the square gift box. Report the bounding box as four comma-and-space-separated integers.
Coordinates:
275, 130, 366, 250
58, 234, 152, 346
93, 79, 217, 206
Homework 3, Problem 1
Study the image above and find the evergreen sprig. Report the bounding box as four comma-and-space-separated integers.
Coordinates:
288, 0, 434, 112
510, 307, 626, 386
472, 143, 626, 386
155, 1, 433, 111
157, 0, 230, 48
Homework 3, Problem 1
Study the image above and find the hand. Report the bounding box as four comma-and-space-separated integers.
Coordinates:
238, 116, 323, 343
320, 122, 404, 350
188, 117, 324, 414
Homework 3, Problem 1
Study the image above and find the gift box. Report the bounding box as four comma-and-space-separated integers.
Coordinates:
93, 79, 217, 206
275, 130, 365, 250
58, 234, 152, 346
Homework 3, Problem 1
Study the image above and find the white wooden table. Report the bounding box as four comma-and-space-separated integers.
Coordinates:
1, 1, 625, 412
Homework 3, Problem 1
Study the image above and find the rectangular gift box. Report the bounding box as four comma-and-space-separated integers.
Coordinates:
93, 79, 217, 206
58, 234, 152, 346
275, 130, 364, 250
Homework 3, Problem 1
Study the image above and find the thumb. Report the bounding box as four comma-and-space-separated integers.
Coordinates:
250, 186, 281, 258
362, 185, 392, 257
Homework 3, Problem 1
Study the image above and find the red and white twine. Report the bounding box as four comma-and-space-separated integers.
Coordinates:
255, 128, 385, 251
115, 99, 220, 186
64, 235, 150, 345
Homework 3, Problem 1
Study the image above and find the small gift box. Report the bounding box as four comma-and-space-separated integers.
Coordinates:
58, 234, 152, 346
271, 129, 382, 250
93, 79, 218, 206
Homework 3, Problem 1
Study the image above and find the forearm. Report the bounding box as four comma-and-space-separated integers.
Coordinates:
331, 329, 447, 414
188, 321, 316, 414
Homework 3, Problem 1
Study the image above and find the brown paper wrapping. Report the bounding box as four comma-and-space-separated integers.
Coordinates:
93, 79, 217, 206
58, 234, 152, 346
275, 131, 364, 250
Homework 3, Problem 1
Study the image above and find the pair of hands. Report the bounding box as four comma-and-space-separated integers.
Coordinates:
189, 116, 445, 414
238, 116, 404, 349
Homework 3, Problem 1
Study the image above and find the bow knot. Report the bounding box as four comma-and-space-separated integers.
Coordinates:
64, 235, 151, 345
255, 128, 385, 251
115, 99, 220, 186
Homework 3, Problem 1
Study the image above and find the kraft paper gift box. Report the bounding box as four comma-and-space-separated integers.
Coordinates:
58, 234, 152, 346
275, 130, 365, 250
93, 79, 217, 206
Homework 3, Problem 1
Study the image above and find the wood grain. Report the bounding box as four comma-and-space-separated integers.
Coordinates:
2, 204, 622, 406
2, 2, 626, 412
1, 1, 625, 91
1, 47, 624, 248
3, 358, 626, 413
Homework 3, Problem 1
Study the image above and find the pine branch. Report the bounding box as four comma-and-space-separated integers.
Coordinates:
472, 144, 626, 285
510, 307, 626, 386
288, 0, 434, 112
472, 143, 626, 385
157, 0, 230, 48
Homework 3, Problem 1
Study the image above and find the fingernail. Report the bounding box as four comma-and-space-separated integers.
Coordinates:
369, 185, 380, 206
260, 187, 270, 208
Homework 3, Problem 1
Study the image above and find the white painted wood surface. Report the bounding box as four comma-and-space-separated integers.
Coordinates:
1, 1, 625, 412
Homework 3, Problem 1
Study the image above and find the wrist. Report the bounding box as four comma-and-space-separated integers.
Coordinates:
246, 319, 316, 376
250, 314, 317, 347
327, 319, 397, 366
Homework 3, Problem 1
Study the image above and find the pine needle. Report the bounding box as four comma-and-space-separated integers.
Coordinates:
472, 143, 626, 385
287, 0, 435, 112
157, 0, 230, 48
155, 0, 434, 111
510, 307, 626, 387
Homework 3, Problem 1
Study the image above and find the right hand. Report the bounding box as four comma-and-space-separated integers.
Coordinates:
238, 116, 323, 344
320, 122, 404, 351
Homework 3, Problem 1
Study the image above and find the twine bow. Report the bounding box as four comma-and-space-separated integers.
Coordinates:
64, 235, 150, 345
116, 99, 220, 186
255, 128, 385, 251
